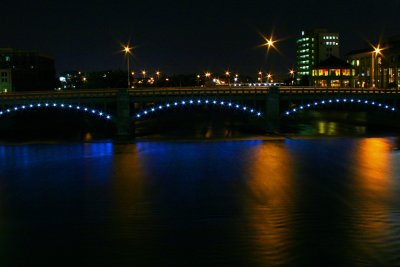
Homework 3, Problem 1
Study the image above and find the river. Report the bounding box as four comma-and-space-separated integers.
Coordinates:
1, 136, 400, 266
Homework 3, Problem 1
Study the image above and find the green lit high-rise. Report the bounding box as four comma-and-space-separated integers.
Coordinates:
296, 29, 340, 85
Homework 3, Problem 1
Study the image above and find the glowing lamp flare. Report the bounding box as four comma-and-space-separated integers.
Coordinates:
122, 45, 132, 55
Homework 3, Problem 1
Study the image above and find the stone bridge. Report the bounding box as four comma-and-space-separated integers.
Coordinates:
0, 86, 399, 138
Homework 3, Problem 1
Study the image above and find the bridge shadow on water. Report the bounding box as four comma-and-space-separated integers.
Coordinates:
135, 107, 266, 139
0, 109, 116, 142
1, 106, 400, 142
0, 107, 265, 142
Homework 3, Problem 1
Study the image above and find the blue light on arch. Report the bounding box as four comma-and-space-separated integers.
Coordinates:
0, 102, 112, 120
283, 98, 396, 116
134, 99, 263, 119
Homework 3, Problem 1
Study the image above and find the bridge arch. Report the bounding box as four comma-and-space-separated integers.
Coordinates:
283, 97, 397, 117
0, 102, 113, 121
134, 98, 263, 120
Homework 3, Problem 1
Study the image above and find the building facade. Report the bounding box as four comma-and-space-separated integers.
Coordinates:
346, 36, 400, 88
0, 48, 56, 92
311, 56, 355, 87
296, 29, 340, 84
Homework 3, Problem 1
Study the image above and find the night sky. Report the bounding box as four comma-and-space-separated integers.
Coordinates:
3, 0, 400, 76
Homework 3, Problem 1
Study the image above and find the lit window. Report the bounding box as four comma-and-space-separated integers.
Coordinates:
342, 69, 351, 76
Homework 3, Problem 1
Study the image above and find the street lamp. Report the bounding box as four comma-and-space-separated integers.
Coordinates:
225, 71, 230, 86
205, 72, 211, 86
155, 71, 161, 85
259, 34, 279, 85
122, 44, 133, 88
258, 71, 263, 83
196, 74, 201, 86
267, 73, 272, 83
289, 69, 295, 85
261, 35, 277, 54
371, 44, 383, 88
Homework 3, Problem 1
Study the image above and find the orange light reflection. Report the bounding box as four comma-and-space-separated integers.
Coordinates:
246, 142, 297, 265
351, 138, 394, 257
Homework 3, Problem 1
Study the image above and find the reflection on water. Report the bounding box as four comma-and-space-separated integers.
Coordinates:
1, 139, 400, 266
296, 121, 367, 136
351, 139, 399, 265
247, 142, 297, 265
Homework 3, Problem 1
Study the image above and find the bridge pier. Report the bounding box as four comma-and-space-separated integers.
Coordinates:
116, 89, 132, 140
264, 87, 280, 133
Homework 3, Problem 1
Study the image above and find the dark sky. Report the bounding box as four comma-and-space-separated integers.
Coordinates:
3, 0, 400, 76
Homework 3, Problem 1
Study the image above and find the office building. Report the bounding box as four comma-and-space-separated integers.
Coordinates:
346, 36, 400, 88
296, 29, 340, 84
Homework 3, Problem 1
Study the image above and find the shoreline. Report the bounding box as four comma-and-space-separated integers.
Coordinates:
0, 133, 399, 145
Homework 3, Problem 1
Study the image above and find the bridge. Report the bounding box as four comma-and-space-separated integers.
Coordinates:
0, 86, 399, 138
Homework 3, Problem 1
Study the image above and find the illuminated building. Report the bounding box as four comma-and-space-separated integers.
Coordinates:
296, 29, 340, 85
346, 36, 400, 88
0, 48, 56, 92
311, 56, 355, 87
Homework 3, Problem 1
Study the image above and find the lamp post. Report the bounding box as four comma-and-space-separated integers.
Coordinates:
258, 71, 263, 83
234, 74, 239, 84
371, 45, 382, 88
289, 69, 295, 85
225, 71, 230, 86
261, 35, 277, 84
267, 73, 272, 83
155, 71, 160, 85
122, 44, 132, 88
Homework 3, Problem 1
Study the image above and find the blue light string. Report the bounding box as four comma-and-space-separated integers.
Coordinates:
135, 99, 263, 119
284, 98, 396, 116
0, 102, 112, 120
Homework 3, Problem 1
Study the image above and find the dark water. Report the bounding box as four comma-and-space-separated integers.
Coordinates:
1, 138, 400, 266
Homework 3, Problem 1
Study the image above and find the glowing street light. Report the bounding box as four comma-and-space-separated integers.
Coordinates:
225, 71, 230, 86
261, 35, 278, 53
289, 69, 295, 85
204, 72, 212, 86
266, 38, 274, 48
196, 74, 201, 85
258, 71, 263, 83
142, 70, 146, 79
374, 45, 382, 56
267, 73, 272, 83
155, 71, 161, 85
371, 44, 384, 88
122, 43, 133, 88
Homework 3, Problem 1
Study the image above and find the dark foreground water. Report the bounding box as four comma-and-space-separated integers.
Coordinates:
1, 138, 400, 266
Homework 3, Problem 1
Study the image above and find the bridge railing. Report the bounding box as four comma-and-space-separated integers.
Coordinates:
0, 89, 119, 100
0, 87, 398, 101
128, 87, 270, 96
278, 87, 400, 94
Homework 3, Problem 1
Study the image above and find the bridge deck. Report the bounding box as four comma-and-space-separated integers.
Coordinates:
0, 87, 399, 101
